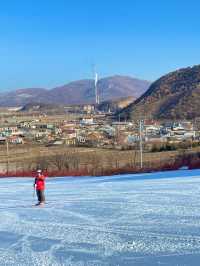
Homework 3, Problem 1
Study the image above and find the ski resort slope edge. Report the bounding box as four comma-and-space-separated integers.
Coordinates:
0, 170, 200, 265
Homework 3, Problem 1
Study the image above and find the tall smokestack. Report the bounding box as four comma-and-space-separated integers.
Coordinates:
95, 72, 99, 104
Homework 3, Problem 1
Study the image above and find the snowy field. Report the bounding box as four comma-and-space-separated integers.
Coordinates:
1, 170, 200, 266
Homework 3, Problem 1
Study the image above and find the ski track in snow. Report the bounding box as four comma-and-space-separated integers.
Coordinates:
0, 170, 200, 265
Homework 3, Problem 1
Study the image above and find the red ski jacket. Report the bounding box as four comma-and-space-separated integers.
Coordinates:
35, 174, 45, 190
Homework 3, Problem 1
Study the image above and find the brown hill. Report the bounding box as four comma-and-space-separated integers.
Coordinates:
0, 76, 150, 106
33, 75, 150, 105
120, 65, 200, 120
0, 88, 47, 107
98, 96, 135, 113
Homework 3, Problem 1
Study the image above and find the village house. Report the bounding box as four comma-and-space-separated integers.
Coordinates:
80, 116, 94, 125
77, 135, 86, 144
0, 137, 6, 144
9, 136, 24, 144
83, 104, 95, 114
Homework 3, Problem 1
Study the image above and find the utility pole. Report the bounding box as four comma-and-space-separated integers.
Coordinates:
139, 120, 143, 169
6, 139, 9, 174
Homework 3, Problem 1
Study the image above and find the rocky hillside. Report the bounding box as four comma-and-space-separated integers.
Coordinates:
0, 76, 150, 107
120, 65, 200, 120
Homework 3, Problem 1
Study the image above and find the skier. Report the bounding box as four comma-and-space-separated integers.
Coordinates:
34, 169, 46, 206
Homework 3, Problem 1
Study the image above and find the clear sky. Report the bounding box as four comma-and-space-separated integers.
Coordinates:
0, 0, 200, 91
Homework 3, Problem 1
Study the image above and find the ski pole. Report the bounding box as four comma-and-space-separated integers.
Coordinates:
33, 185, 36, 203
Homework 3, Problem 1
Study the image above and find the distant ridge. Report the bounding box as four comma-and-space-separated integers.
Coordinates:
0, 76, 150, 107
119, 65, 200, 120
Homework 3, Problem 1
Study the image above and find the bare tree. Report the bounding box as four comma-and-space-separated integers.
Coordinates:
87, 152, 102, 175
68, 151, 80, 170
35, 156, 50, 171
50, 153, 66, 171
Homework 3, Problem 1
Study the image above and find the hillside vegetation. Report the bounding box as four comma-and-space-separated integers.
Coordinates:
120, 65, 200, 120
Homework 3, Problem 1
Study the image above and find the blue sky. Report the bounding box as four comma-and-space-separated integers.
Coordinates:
0, 0, 200, 91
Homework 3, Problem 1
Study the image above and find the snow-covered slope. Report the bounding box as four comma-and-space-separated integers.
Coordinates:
1, 170, 200, 265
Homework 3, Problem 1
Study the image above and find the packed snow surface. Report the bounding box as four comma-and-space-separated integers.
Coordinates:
1, 170, 200, 265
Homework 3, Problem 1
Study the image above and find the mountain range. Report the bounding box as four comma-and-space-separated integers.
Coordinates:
119, 65, 200, 120
0, 76, 150, 107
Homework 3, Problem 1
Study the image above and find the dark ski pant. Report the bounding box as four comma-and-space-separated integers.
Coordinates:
36, 189, 45, 203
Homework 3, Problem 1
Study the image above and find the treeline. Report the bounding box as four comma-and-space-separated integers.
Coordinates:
1, 149, 200, 177
150, 141, 200, 152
